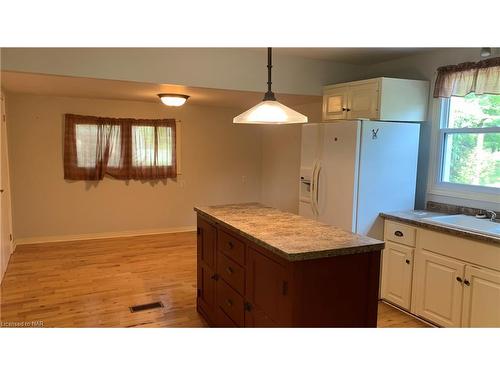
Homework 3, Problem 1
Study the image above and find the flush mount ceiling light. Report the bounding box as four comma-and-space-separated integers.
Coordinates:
480, 47, 492, 57
233, 48, 308, 125
158, 93, 190, 107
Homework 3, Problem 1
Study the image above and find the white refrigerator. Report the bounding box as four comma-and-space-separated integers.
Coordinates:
299, 120, 420, 240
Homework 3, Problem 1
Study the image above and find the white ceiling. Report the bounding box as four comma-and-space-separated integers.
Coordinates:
0, 71, 321, 109
275, 48, 439, 64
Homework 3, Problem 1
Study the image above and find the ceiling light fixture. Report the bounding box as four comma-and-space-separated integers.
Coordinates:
158, 93, 190, 107
233, 48, 308, 125
480, 47, 492, 57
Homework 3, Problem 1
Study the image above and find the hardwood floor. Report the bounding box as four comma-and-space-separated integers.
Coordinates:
1, 232, 428, 328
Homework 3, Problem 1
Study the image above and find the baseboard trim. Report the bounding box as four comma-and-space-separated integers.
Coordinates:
14, 226, 197, 246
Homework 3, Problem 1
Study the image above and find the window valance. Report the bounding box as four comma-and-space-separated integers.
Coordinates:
433, 57, 500, 98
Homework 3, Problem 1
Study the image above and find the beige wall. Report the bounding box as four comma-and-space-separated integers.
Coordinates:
6, 93, 262, 240
260, 102, 322, 213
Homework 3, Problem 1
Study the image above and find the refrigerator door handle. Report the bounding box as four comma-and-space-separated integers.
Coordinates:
310, 160, 318, 217
314, 161, 322, 216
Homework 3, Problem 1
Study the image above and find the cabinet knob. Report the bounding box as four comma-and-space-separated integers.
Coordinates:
456, 276, 463, 283
405, 259, 410, 264
211, 273, 219, 281
228, 242, 234, 249
225, 267, 234, 274
464, 279, 470, 286
346, 108, 351, 112
244, 302, 252, 312
342, 107, 346, 111
225, 299, 233, 307
394, 230, 403, 237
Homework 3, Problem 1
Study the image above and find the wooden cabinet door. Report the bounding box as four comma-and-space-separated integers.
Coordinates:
196, 218, 217, 322
198, 218, 216, 269
322, 86, 348, 121
462, 266, 500, 327
381, 241, 414, 310
413, 250, 465, 327
245, 247, 288, 327
347, 81, 379, 119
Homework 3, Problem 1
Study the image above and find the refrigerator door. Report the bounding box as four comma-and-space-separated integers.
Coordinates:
356, 121, 420, 239
299, 123, 322, 218
316, 121, 361, 231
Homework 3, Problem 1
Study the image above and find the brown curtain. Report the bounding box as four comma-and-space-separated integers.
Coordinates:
433, 57, 500, 98
64, 114, 177, 180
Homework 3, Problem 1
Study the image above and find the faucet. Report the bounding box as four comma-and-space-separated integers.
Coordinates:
485, 210, 497, 222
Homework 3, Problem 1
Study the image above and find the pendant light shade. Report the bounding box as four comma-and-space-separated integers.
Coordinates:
233, 100, 308, 124
234, 48, 308, 125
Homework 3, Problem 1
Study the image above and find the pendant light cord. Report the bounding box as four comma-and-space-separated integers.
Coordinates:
264, 47, 276, 101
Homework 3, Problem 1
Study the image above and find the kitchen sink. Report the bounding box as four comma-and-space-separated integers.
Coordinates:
422, 214, 500, 238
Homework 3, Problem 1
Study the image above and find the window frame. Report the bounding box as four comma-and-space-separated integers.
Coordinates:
428, 97, 500, 202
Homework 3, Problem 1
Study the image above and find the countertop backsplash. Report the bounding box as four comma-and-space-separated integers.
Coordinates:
426, 201, 500, 219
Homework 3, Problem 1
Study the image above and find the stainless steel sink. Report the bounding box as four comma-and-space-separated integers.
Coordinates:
422, 214, 500, 238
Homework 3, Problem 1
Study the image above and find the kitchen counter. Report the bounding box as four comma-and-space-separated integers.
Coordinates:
380, 210, 500, 245
194, 202, 384, 261
195, 202, 382, 327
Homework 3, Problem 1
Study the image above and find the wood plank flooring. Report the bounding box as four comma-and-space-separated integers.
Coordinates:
0, 232, 428, 328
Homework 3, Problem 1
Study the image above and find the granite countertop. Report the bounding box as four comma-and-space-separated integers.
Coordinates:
380, 210, 500, 245
194, 203, 384, 261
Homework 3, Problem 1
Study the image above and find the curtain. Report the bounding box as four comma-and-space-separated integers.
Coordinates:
64, 114, 176, 180
433, 57, 500, 98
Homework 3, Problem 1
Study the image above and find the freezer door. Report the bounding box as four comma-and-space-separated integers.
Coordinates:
299, 124, 321, 217
356, 121, 420, 239
316, 121, 361, 231
300, 123, 321, 173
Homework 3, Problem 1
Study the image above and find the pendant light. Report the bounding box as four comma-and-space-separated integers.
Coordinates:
233, 48, 308, 125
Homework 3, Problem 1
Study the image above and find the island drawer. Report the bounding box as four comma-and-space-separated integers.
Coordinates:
217, 252, 245, 295
216, 279, 244, 326
218, 229, 245, 265
384, 220, 416, 247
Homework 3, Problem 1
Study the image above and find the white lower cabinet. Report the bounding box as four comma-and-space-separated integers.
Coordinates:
383, 220, 500, 328
413, 250, 465, 327
461, 266, 500, 327
381, 241, 414, 310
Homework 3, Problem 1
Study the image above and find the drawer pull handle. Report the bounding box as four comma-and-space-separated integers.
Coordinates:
228, 241, 234, 249
394, 230, 404, 237
225, 299, 233, 307
226, 267, 234, 274
456, 276, 463, 283
405, 259, 410, 265
464, 279, 470, 286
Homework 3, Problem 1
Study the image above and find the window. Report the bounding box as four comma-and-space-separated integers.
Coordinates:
439, 93, 500, 189
64, 114, 177, 180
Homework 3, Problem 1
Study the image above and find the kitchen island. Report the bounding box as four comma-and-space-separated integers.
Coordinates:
194, 203, 384, 327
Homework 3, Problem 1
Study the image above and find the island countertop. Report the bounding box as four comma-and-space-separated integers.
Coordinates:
194, 203, 384, 261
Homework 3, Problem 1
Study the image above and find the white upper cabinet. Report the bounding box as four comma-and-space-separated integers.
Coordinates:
322, 77, 429, 122
322, 85, 348, 120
